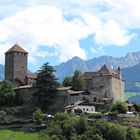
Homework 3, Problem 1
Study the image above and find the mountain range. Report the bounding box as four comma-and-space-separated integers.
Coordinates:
0, 64, 4, 81
1, 51, 140, 91
54, 51, 140, 92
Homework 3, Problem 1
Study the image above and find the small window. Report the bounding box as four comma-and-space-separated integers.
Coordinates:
93, 97, 97, 102
86, 108, 88, 111
83, 108, 85, 111
99, 85, 103, 88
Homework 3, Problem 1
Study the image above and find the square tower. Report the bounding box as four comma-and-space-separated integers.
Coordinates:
5, 44, 28, 86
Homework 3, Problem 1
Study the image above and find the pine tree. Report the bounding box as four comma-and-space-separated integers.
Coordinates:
35, 62, 59, 110
36, 62, 59, 91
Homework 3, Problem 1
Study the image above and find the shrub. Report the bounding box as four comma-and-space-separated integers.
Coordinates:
88, 113, 103, 119
33, 108, 44, 123
111, 101, 128, 114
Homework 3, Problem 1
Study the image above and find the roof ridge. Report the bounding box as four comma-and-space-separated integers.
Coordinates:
5, 44, 28, 54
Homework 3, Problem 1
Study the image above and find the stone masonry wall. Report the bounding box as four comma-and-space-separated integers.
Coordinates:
111, 77, 124, 105
5, 52, 27, 85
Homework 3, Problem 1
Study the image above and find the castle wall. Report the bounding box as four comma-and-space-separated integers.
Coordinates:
84, 74, 124, 108
5, 53, 14, 82
15, 87, 38, 104
111, 77, 124, 104
85, 75, 112, 102
47, 90, 68, 113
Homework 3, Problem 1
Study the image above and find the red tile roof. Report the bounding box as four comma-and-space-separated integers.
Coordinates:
5, 44, 28, 54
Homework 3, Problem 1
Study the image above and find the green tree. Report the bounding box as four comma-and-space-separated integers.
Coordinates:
92, 134, 104, 140
133, 103, 140, 112
108, 125, 126, 140
126, 127, 139, 140
0, 110, 7, 121
33, 108, 44, 123
36, 62, 59, 91
93, 120, 110, 139
39, 113, 140, 140
75, 116, 88, 135
34, 62, 59, 110
0, 80, 15, 107
63, 76, 72, 86
111, 101, 128, 114
72, 70, 85, 91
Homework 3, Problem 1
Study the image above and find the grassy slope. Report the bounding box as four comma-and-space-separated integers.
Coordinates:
0, 130, 38, 140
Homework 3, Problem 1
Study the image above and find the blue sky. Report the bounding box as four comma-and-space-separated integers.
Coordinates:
0, 0, 140, 72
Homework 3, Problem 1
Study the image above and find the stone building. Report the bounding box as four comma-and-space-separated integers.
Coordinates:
83, 65, 124, 108
44, 65, 125, 113
4, 44, 125, 112
5, 44, 37, 86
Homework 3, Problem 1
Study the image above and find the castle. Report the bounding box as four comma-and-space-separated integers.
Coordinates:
5, 44, 37, 86
64, 65, 124, 112
4, 44, 125, 112
83, 65, 124, 107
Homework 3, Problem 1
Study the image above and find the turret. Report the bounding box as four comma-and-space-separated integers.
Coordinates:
117, 66, 121, 79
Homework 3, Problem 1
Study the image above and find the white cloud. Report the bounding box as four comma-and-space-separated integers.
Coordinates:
100, 0, 140, 28
0, 5, 88, 64
81, 13, 135, 46
94, 20, 136, 46
0, 0, 139, 65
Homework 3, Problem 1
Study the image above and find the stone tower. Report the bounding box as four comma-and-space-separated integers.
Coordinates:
5, 44, 28, 86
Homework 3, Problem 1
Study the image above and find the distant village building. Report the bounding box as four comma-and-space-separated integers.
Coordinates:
5, 44, 37, 86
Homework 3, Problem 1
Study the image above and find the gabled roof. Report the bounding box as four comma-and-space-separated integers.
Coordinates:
5, 44, 28, 54
83, 65, 119, 79
99, 65, 116, 75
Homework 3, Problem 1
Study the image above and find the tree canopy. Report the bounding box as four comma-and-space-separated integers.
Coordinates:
35, 62, 59, 110
39, 113, 140, 140
0, 80, 15, 107
36, 62, 59, 91
72, 70, 85, 91
111, 101, 128, 114
63, 76, 72, 87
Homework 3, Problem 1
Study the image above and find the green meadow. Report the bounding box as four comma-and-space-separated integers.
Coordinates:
0, 130, 38, 140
